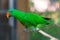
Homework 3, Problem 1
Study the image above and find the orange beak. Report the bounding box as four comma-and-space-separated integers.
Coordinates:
6, 12, 10, 18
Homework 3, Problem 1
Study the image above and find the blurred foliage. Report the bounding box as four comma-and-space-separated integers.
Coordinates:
29, 0, 60, 40
50, 0, 60, 2
29, 24, 60, 40
55, 0, 60, 2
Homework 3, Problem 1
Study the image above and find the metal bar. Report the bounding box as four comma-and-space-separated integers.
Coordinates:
8, 0, 16, 40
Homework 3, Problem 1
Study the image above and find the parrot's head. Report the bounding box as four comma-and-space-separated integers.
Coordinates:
6, 9, 17, 18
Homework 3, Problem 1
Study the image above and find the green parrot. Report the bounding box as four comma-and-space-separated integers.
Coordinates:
6, 9, 59, 40
6, 9, 52, 29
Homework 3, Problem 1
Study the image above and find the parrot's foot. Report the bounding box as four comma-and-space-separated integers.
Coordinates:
22, 28, 37, 32
32, 28, 37, 32
22, 28, 27, 32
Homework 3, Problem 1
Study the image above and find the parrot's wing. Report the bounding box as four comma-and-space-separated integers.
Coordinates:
24, 12, 50, 26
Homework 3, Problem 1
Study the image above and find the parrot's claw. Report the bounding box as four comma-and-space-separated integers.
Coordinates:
23, 28, 27, 32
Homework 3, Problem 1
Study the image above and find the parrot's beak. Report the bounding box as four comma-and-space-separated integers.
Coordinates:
6, 12, 10, 18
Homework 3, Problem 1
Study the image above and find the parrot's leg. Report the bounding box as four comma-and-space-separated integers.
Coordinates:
36, 28, 58, 40
22, 28, 27, 32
